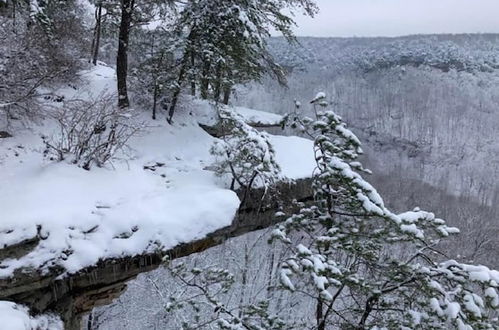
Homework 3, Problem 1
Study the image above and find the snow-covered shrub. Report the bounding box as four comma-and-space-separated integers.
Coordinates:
210, 105, 281, 192
271, 93, 499, 329
43, 95, 142, 170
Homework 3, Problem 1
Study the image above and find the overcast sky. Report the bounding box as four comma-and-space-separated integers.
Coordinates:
289, 0, 499, 37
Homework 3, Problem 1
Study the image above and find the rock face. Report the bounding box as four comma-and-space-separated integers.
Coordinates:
0, 179, 312, 330
0, 131, 12, 138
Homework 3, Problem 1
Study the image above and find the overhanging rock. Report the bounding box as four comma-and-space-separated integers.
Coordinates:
0, 178, 312, 330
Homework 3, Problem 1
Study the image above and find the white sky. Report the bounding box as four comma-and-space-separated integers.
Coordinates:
288, 0, 499, 37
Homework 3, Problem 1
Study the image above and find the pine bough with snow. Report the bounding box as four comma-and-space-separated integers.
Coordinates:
270, 94, 499, 329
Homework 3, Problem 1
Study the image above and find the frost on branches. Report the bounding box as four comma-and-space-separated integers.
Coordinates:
272, 93, 499, 329
210, 105, 281, 194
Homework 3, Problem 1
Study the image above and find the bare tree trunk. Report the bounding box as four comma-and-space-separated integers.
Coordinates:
91, 2, 103, 65
150, 35, 160, 120
116, 0, 134, 108
90, 32, 96, 63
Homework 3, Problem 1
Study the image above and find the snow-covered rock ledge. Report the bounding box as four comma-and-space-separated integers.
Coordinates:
0, 64, 316, 329
0, 65, 314, 280
0, 178, 313, 329
195, 100, 286, 137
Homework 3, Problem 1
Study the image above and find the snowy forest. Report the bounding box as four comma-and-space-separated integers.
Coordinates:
1, 0, 499, 330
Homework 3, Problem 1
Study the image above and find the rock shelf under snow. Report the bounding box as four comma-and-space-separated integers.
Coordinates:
0, 63, 315, 279
193, 99, 284, 128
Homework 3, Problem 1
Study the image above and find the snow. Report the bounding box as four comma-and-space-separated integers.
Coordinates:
440, 261, 499, 284
296, 244, 312, 256
336, 124, 362, 147
0, 118, 241, 276
0, 301, 62, 330
485, 287, 499, 307
192, 99, 284, 127
429, 298, 444, 317
313, 273, 328, 291
445, 302, 461, 319
463, 294, 482, 317
269, 135, 315, 179
310, 92, 326, 104
232, 106, 284, 126
319, 290, 333, 301
0, 63, 316, 278
279, 268, 295, 291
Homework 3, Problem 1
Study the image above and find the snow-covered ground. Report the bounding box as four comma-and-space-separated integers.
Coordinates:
0, 63, 315, 279
192, 99, 284, 127
0, 301, 62, 330
232, 106, 284, 126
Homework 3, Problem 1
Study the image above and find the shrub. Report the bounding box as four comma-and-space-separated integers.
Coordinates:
43, 95, 142, 170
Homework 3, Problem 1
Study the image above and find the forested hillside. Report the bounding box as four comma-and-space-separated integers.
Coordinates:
239, 34, 499, 267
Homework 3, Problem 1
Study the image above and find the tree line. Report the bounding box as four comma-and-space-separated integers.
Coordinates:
0, 0, 318, 123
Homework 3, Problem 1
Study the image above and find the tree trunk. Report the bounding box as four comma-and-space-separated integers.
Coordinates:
358, 296, 376, 329
316, 297, 324, 330
200, 60, 211, 99
213, 62, 223, 103
152, 82, 158, 120
238, 243, 249, 318
167, 54, 188, 124
116, 0, 133, 108
12, 0, 17, 33
190, 51, 196, 96
166, 30, 196, 123
90, 14, 96, 61
223, 85, 231, 105
91, 3, 102, 66
87, 311, 93, 330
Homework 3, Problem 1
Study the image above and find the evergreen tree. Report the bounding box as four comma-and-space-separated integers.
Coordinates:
166, 0, 318, 122
271, 93, 499, 329
131, 28, 175, 119
210, 105, 281, 200
115, 0, 173, 108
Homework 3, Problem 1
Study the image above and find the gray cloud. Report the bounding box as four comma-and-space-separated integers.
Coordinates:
289, 0, 499, 37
